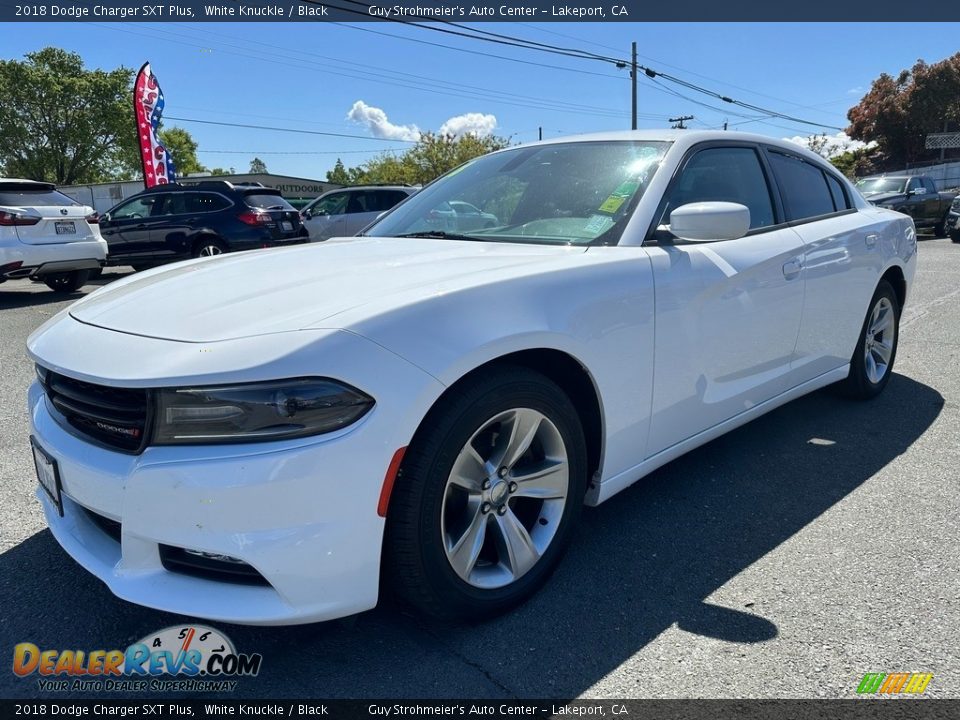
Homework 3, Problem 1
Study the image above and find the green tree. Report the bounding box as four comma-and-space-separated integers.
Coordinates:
249, 157, 268, 174
207, 167, 236, 176
158, 127, 205, 176
326, 158, 351, 185
847, 53, 960, 169
358, 132, 511, 186
0, 47, 138, 183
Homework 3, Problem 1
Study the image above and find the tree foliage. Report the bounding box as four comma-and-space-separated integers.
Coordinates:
847, 53, 960, 169
0, 48, 139, 183
249, 157, 268, 174
159, 127, 205, 176
332, 132, 511, 186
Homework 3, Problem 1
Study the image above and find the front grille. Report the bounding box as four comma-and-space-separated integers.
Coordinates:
159, 545, 270, 586
82, 507, 122, 544
38, 368, 150, 453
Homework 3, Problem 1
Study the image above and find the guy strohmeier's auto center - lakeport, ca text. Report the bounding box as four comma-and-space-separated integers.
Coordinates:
15, 3, 628, 18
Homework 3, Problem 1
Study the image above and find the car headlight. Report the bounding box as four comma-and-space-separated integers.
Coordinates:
154, 378, 374, 445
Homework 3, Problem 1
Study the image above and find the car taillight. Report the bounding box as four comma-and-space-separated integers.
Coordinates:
85, 212, 99, 225
237, 211, 272, 226
0, 211, 41, 226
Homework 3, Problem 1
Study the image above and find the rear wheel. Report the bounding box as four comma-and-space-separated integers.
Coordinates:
838, 279, 900, 399
934, 215, 949, 238
950, 230, 960, 244
192, 237, 227, 258
42, 269, 90, 293
384, 366, 588, 620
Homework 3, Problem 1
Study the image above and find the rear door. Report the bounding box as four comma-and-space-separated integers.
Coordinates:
0, 183, 94, 244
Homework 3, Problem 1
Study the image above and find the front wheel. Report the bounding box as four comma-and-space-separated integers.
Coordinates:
42, 269, 90, 293
838, 279, 900, 399
934, 215, 948, 238
384, 366, 588, 620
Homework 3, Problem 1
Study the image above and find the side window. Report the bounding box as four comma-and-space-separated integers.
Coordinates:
825, 174, 850, 212
187, 192, 230, 213
364, 190, 408, 212
664, 146, 775, 230
154, 193, 187, 216
767, 151, 835, 221
907, 177, 923, 193
110, 196, 158, 220
310, 192, 348, 216
923, 177, 937, 194
345, 191, 369, 214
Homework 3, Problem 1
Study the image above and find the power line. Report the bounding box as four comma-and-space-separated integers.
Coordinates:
163, 116, 418, 142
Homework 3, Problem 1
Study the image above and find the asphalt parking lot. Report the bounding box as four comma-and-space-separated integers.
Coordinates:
1, 238, 958, 700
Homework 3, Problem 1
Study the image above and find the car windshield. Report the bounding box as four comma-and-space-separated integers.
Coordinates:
856, 178, 907, 194
365, 140, 670, 246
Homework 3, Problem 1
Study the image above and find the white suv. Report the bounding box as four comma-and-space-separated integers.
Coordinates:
301, 185, 417, 241
0, 179, 106, 293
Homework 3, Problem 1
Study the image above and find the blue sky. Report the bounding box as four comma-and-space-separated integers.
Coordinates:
4, 22, 958, 179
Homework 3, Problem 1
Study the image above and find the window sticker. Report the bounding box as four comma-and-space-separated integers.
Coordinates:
598, 180, 640, 214
585, 214, 614, 234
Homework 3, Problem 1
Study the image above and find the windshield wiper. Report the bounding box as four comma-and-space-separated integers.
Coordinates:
393, 231, 479, 241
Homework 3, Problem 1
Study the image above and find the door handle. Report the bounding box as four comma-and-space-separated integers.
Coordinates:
865, 233, 878, 248
135, 223, 147, 229
782, 258, 803, 279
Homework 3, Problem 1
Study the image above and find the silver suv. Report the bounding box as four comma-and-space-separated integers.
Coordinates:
300, 185, 417, 242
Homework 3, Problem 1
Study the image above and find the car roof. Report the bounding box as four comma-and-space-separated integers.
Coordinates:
520, 129, 836, 167
0, 178, 57, 189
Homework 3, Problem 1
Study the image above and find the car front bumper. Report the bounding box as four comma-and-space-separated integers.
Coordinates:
947, 210, 959, 231
26, 327, 444, 626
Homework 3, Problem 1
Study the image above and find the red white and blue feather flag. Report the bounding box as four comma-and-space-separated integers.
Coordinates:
133, 62, 177, 188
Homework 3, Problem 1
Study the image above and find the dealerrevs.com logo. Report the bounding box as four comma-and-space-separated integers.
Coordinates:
13, 625, 262, 692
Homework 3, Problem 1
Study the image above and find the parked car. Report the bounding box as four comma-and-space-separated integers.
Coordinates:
99, 181, 307, 270
856, 175, 957, 236
947, 195, 960, 243
27, 130, 916, 626
0, 179, 105, 293
301, 185, 416, 241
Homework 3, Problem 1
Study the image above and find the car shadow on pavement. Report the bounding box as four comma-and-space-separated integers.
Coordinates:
0, 373, 944, 699
0, 270, 130, 310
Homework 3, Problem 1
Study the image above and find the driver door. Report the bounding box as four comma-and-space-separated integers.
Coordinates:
99, 195, 160, 260
644, 144, 807, 458
303, 191, 349, 241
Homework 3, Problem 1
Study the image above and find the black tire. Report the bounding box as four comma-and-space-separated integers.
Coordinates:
192, 237, 227, 258
838, 279, 900, 400
42, 269, 90, 293
131, 264, 153, 272
934, 215, 948, 238
88, 267, 103, 279
384, 365, 588, 621
951, 231, 960, 244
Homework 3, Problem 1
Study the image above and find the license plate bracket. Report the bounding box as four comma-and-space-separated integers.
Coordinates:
30, 436, 63, 517
55, 221, 76, 235
280, 220, 294, 232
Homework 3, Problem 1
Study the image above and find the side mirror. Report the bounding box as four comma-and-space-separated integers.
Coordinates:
302, 209, 312, 219
669, 202, 750, 242
101, 212, 111, 223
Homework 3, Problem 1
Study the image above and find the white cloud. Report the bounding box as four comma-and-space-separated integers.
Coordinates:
346, 101, 420, 141
783, 132, 876, 159
439, 112, 498, 138
347, 102, 498, 141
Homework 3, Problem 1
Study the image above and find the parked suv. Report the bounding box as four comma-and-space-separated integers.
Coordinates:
100, 181, 308, 270
0, 179, 106, 293
301, 185, 417, 241
948, 195, 960, 243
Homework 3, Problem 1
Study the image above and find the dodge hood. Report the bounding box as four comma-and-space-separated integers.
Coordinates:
68, 237, 586, 342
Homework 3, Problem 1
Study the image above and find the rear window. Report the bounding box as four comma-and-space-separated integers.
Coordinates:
0, 190, 82, 207
244, 194, 294, 210
767, 151, 836, 221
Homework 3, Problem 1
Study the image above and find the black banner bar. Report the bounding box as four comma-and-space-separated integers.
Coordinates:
1, 0, 958, 22
1, 700, 958, 719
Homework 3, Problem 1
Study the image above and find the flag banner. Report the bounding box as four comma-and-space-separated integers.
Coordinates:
133, 61, 177, 188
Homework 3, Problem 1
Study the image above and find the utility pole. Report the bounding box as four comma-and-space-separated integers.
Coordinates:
631, 41, 638, 130
670, 115, 694, 130
723, 119, 728, 131
538, 126, 542, 141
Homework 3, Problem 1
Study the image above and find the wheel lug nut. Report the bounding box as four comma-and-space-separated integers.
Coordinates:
482, 480, 491, 491
508, 481, 518, 493
481, 502, 491, 514
497, 505, 508, 516
498, 467, 508, 478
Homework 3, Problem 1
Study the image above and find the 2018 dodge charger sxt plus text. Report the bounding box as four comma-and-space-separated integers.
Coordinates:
27, 131, 916, 625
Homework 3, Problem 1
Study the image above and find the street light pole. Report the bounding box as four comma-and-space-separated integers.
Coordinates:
631, 41, 638, 130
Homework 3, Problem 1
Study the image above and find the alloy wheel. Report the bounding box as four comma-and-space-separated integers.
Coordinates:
864, 296, 895, 384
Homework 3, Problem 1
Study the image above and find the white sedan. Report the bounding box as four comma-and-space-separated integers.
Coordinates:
26, 131, 916, 625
